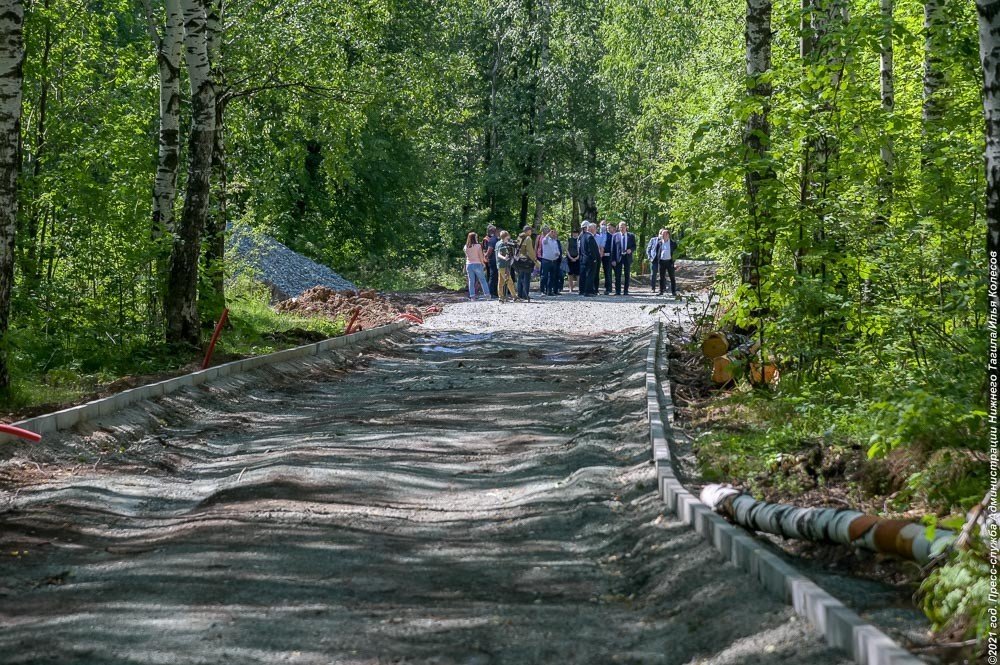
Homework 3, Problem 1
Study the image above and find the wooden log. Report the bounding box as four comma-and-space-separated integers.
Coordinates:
750, 362, 778, 386
701, 331, 730, 359
712, 355, 735, 384
700, 485, 953, 565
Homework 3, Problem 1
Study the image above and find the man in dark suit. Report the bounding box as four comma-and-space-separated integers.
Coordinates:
579, 222, 600, 296
612, 221, 636, 295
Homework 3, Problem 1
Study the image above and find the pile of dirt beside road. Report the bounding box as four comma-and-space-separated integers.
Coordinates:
274, 287, 444, 328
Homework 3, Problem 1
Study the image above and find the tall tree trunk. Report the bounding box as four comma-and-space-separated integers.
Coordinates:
878, 0, 895, 219
482, 35, 500, 223
921, 0, 948, 239
146, 0, 183, 243
743, 0, 774, 352
0, 0, 22, 390
143, 0, 182, 333
923, 0, 947, 131
202, 0, 225, 323
165, 0, 215, 345
796, 0, 814, 276
531, 0, 550, 228
581, 144, 598, 223
864, 0, 895, 304
978, 1, 1000, 403
519, 167, 530, 228
21, 0, 47, 283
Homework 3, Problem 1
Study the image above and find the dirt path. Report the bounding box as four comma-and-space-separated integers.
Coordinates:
0, 300, 850, 664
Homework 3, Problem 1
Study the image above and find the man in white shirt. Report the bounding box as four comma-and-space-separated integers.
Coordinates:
540, 229, 563, 296
595, 221, 614, 295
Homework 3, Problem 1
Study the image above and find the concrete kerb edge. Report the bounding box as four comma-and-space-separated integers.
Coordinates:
645, 321, 922, 665
1, 321, 409, 444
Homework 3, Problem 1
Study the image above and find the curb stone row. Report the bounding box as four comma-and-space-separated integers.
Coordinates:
646, 321, 923, 665
0, 322, 409, 445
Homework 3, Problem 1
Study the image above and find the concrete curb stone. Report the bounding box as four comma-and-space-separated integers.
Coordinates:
646, 321, 923, 665
1, 321, 408, 444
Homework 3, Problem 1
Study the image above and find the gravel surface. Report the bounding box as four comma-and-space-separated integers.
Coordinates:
0, 331, 850, 664
422, 291, 706, 334
0, 275, 852, 664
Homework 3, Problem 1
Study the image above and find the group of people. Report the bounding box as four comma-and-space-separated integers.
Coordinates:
463, 221, 679, 303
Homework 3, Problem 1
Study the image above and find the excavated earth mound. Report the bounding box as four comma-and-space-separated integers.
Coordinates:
275, 287, 443, 329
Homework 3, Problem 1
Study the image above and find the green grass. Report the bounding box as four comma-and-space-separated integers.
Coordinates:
362, 259, 466, 292
1, 278, 345, 415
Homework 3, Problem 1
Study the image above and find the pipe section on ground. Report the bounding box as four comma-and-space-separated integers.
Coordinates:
700, 484, 953, 565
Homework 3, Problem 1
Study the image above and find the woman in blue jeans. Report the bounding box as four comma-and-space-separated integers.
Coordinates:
464, 232, 491, 300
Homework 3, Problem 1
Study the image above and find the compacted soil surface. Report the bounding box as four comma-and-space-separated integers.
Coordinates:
0, 284, 851, 664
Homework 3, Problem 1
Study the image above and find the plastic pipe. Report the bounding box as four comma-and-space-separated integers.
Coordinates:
201, 308, 230, 370
0, 424, 42, 442
345, 308, 361, 334
701, 484, 953, 565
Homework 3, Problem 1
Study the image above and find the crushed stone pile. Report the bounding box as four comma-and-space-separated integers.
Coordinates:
227, 226, 356, 301
275, 287, 442, 329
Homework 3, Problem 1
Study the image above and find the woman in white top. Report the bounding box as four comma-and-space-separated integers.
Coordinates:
654, 228, 677, 297
464, 232, 492, 300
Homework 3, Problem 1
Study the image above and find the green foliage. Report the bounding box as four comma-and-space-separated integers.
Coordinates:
1, 0, 991, 641
921, 547, 993, 645
219, 276, 346, 356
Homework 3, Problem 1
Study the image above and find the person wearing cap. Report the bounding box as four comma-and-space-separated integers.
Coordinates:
494, 230, 520, 302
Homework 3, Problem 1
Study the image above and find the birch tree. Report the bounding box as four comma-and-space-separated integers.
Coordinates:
978, 0, 1000, 348
0, 0, 22, 390
922, 0, 947, 130
143, 0, 183, 244
878, 0, 894, 218
165, 0, 215, 345
743, 0, 774, 352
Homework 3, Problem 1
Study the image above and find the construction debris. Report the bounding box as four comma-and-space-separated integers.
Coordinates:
275, 287, 442, 330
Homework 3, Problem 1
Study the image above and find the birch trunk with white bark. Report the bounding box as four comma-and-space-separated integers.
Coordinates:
977, 0, 1000, 403
744, 0, 773, 278
146, 0, 183, 242
0, 0, 22, 390
879, 0, 894, 215
923, 0, 947, 129
165, 0, 215, 345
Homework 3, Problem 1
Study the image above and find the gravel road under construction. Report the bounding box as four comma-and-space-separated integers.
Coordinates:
0, 301, 853, 664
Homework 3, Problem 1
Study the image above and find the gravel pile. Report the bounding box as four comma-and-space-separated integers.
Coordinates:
228, 226, 356, 300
